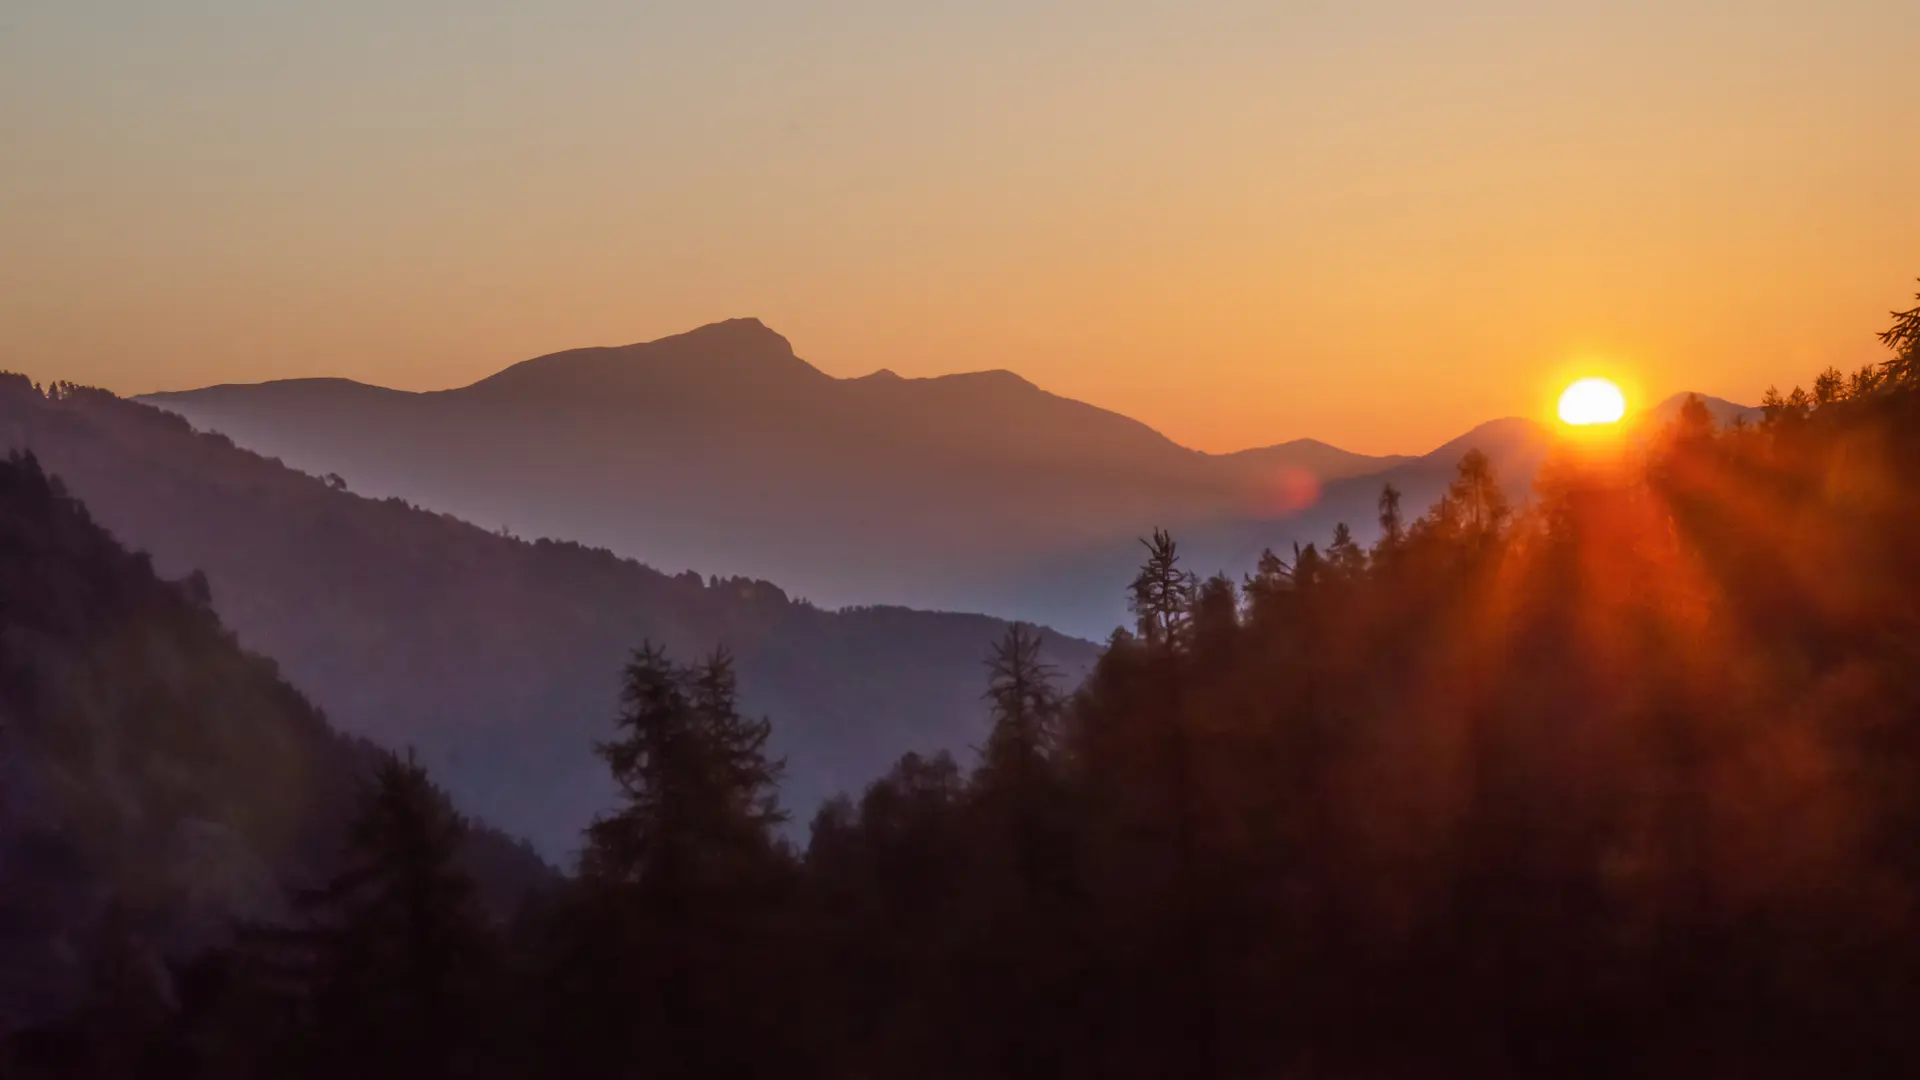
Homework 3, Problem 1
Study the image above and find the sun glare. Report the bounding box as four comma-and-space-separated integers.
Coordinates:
1557, 378, 1627, 426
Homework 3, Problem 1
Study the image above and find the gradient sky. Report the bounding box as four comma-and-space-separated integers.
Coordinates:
4, 1, 1915, 454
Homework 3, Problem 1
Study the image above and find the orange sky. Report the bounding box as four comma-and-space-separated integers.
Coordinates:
3, 2, 1915, 455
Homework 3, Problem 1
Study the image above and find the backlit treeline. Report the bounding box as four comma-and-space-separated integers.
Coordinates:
23, 284, 1920, 1078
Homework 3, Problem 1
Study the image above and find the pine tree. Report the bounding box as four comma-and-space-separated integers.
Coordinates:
1191, 573, 1241, 654
980, 623, 1061, 797
967, 624, 1079, 1079
1120, 532, 1219, 1079
577, 643, 789, 1079
977, 622, 1063, 901
1761, 384, 1787, 424
1674, 393, 1716, 441
1377, 482, 1405, 552
1129, 529, 1196, 651
1243, 547, 1295, 618
584, 644, 785, 894
1328, 522, 1367, 578
1880, 281, 1920, 387
1447, 448, 1510, 538
259, 749, 494, 1080
1849, 364, 1883, 399
1813, 366, 1845, 407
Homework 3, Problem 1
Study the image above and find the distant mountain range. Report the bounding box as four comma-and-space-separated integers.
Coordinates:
1, 378, 1097, 858
139, 324, 1411, 609
141, 324, 1747, 635
141, 319, 1583, 635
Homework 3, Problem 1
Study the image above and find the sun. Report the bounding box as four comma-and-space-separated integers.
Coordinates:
1557, 377, 1627, 426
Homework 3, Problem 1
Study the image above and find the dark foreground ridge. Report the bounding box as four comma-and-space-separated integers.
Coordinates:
0, 451, 551, 1038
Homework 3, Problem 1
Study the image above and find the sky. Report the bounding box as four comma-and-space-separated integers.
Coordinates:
3, 1, 1916, 455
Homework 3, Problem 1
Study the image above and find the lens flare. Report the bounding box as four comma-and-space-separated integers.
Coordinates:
1558, 378, 1627, 426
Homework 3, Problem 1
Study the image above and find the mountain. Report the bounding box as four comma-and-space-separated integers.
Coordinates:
140, 320, 1408, 624
1640, 391, 1762, 429
994, 417, 1558, 633
1216, 438, 1413, 483
0, 450, 551, 1034
0, 377, 1099, 858
1193, 416, 1556, 566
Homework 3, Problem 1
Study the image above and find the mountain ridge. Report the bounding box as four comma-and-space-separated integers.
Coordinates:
145, 322, 1745, 460
142, 318, 1324, 461
136, 319, 1734, 636
2, 376, 1100, 857
134, 320, 1415, 626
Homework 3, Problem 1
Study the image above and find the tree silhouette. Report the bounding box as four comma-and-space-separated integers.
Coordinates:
572, 643, 790, 1079
979, 623, 1062, 815
1328, 521, 1367, 577
1128, 528, 1197, 651
1378, 482, 1405, 550
259, 749, 496, 1080
1677, 393, 1715, 435
1813, 366, 1845, 406
585, 644, 784, 890
1880, 280, 1920, 386
1447, 447, 1510, 538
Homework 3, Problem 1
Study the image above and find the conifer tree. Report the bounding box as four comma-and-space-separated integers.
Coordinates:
1761, 384, 1787, 423
1849, 364, 1883, 399
1674, 393, 1716, 442
977, 622, 1063, 901
263, 749, 494, 1080
980, 623, 1060, 796
1377, 482, 1405, 552
1191, 573, 1241, 654
585, 645, 784, 893
1291, 541, 1324, 592
1128, 529, 1196, 651
1813, 366, 1845, 406
1328, 522, 1367, 578
1243, 546, 1296, 618
1880, 281, 1920, 387
577, 643, 789, 1079
1447, 448, 1509, 538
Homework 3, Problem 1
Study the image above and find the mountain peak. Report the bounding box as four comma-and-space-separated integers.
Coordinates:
1643, 391, 1760, 428
459, 317, 822, 398
675, 316, 789, 348
1424, 417, 1552, 462
932, 368, 1037, 391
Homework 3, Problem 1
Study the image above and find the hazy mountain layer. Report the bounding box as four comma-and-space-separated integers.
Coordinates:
138, 323, 1742, 636
0, 378, 1098, 859
1000, 416, 1559, 632
141, 320, 1410, 629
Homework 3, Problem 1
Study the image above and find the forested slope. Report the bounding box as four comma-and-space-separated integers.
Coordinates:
0, 377, 1096, 856
0, 453, 548, 1036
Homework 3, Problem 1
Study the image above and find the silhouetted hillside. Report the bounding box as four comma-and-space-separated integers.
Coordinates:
141, 320, 1408, 623
0, 450, 549, 1034
0, 376, 1097, 857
